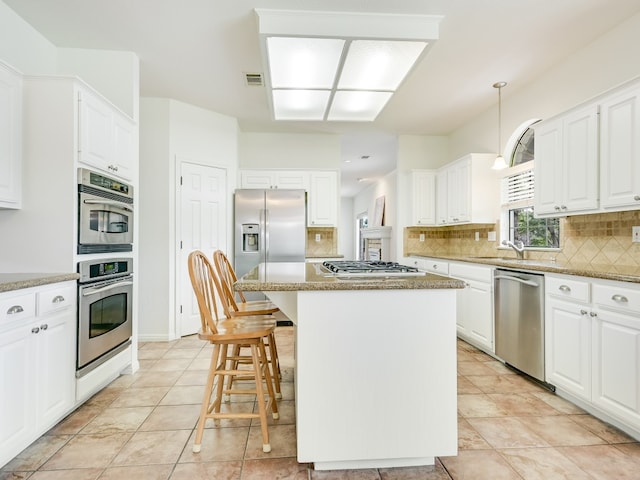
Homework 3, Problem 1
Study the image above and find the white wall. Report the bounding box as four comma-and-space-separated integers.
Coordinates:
138, 98, 239, 341
239, 132, 341, 170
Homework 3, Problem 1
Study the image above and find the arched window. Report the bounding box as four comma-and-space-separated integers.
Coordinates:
503, 118, 540, 167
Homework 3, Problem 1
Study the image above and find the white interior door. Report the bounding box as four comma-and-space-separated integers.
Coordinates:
179, 161, 227, 336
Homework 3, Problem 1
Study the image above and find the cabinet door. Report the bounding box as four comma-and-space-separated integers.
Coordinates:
274, 171, 309, 190
435, 169, 448, 225
545, 298, 592, 400
465, 279, 494, 352
600, 84, 640, 210
78, 90, 113, 171
562, 104, 599, 213
411, 171, 435, 225
240, 170, 274, 189
446, 161, 467, 223
0, 322, 35, 463
592, 309, 640, 430
36, 311, 75, 428
0, 63, 22, 209
112, 113, 135, 181
308, 171, 337, 226
534, 119, 563, 215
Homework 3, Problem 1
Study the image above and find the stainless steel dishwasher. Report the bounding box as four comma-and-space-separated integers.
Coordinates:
494, 268, 546, 383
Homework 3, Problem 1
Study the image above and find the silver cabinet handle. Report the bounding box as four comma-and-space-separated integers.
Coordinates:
634, 195, 640, 201
52, 295, 65, 304
611, 294, 628, 303
7, 305, 24, 315
433, 265, 438, 269
560, 205, 567, 210
31, 327, 40, 334
554, 206, 561, 211
580, 309, 588, 315
590, 311, 598, 317
559, 285, 571, 293
40, 324, 48, 331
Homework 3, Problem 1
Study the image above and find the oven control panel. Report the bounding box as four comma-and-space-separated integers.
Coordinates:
78, 258, 132, 283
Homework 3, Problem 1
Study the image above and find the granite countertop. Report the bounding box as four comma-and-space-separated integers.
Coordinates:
414, 254, 640, 284
0, 273, 80, 293
235, 262, 465, 291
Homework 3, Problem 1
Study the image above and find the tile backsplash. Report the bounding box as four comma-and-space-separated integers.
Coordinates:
405, 210, 640, 265
306, 227, 338, 257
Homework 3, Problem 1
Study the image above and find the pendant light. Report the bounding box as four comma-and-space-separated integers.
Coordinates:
492, 81, 508, 170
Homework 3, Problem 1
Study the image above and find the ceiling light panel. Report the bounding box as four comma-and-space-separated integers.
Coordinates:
272, 89, 330, 120
328, 91, 393, 122
338, 40, 427, 91
267, 37, 345, 89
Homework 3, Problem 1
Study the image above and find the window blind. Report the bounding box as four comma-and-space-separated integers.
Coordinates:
501, 168, 534, 204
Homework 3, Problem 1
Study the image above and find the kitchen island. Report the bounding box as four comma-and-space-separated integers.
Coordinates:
235, 262, 464, 471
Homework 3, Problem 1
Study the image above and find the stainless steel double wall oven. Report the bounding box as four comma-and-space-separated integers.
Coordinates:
76, 169, 134, 377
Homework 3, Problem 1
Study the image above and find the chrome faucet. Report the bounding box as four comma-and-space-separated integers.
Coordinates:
502, 239, 525, 259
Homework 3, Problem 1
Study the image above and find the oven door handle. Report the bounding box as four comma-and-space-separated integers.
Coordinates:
82, 280, 134, 296
83, 199, 133, 212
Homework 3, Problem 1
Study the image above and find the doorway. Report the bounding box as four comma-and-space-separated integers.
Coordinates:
355, 212, 368, 260
178, 161, 227, 336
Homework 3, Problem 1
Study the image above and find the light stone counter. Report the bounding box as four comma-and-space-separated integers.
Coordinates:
0, 273, 80, 293
234, 261, 464, 292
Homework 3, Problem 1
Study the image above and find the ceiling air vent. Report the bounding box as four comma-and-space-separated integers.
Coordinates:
244, 73, 264, 87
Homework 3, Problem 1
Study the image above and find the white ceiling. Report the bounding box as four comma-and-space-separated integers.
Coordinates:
6, 0, 640, 196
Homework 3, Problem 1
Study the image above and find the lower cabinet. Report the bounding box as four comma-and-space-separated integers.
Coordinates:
545, 273, 640, 437
0, 282, 76, 468
450, 262, 494, 353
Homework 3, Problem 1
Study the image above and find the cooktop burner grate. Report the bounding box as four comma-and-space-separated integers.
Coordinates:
322, 260, 420, 275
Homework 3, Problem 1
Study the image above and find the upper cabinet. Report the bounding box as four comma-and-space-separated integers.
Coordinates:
0, 62, 23, 209
308, 171, 338, 226
441, 153, 498, 225
600, 83, 640, 210
239, 169, 338, 226
534, 103, 599, 217
535, 77, 640, 217
239, 170, 309, 190
410, 170, 436, 226
78, 88, 135, 181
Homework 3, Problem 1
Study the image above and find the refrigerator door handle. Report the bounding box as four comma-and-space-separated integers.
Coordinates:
261, 208, 268, 263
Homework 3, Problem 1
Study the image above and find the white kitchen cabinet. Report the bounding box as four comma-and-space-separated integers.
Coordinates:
308, 171, 338, 226
599, 83, 640, 210
450, 262, 494, 352
78, 87, 135, 181
534, 103, 599, 217
0, 282, 76, 468
435, 169, 448, 225
239, 169, 309, 190
410, 170, 436, 226
0, 62, 22, 209
438, 154, 498, 225
591, 280, 640, 431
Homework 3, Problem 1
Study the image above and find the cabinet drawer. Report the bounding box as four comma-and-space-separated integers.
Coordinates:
0, 292, 36, 325
546, 275, 590, 303
424, 259, 449, 275
450, 262, 491, 283
593, 282, 640, 315
37, 285, 75, 316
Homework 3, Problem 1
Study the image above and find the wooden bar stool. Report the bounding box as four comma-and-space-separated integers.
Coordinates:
188, 250, 279, 454
212, 250, 283, 398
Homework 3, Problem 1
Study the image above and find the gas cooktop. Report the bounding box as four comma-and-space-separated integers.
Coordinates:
321, 260, 424, 277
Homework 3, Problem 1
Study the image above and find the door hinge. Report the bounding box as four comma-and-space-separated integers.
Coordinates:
180, 305, 183, 314
180, 176, 183, 186
180, 240, 183, 249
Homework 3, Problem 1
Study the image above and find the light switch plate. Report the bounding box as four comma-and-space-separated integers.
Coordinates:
488, 231, 497, 242
475, 232, 480, 241
419, 233, 425, 242
315, 233, 321, 242
633, 226, 640, 243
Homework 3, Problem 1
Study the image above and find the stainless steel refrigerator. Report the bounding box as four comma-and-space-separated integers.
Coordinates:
234, 189, 307, 283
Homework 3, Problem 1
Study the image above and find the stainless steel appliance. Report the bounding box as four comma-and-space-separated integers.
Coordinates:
77, 257, 133, 377
320, 260, 424, 277
494, 268, 547, 384
78, 168, 134, 254
234, 189, 306, 279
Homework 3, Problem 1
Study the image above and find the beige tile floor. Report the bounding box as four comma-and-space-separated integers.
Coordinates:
3, 327, 640, 479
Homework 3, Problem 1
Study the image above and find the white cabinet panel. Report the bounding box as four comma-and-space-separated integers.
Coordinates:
411, 170, 436, 226
600, 83, 640, 210
0, 62, 22, 209
239, 170, 309, 190
308, 171, 338, 226
534, 104, 599, 216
